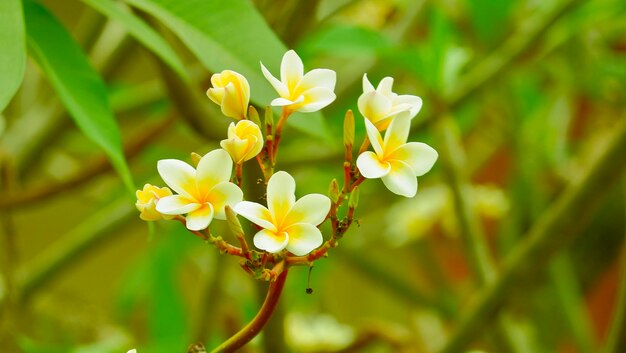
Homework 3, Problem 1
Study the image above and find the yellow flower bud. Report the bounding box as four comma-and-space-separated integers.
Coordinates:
220, 120, 264, 164
207, 70, 250, 120
135, 184, 173, 221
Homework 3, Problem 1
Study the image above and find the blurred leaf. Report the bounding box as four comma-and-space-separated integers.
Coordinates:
466, 0, 513, 45
81, 0, 188, 79
298, 24, 392, 57
124, 0, 330, 139
24, 0, 135, 192
0, 0, 26, 112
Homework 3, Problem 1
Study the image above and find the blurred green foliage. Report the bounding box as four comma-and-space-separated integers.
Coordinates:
1, 0, 625, 352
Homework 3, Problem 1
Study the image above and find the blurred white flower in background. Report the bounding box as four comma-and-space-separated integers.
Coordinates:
285, 313, 355, 352
385, 184, 510, 246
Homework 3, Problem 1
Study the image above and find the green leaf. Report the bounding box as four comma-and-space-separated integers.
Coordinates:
24, 0, 134, 192
81, 0, 188, 79
298, 24, 392, 57
0, 0, 26, 112
124, 0, 330, 139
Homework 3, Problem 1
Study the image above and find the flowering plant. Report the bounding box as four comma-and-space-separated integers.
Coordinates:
135, 49, 437, 352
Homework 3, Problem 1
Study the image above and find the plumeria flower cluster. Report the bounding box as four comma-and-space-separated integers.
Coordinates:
134, 49, 437, 353
135, 49, 437, 276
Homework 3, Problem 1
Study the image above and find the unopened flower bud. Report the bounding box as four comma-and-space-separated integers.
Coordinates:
348, 187, 360, 209
248, 105, 262, 128
343, 110, 355, 148
225, 205, 244, 239
328, 178, 339, 203
135, 184, 173, 221
207, 70, 250, 120
220, 120, 264, 164
190, 152, 202, 167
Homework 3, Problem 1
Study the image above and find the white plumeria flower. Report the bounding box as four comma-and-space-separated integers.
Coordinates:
127, 350, 137, 353
358, 74, 423, 130
356, 113, 438, 197
261, 50, 336, 113
234, 171, 330, 256
156, 149, 243, 231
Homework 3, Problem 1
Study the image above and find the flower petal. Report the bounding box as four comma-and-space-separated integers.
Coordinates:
261, 62, 289, 97
196, 149, 232, 198
383, 112, 411, 152
362, 73, 375, 93
267, 171, 296, 221
356, 151, 391, 178
221, 137, 249, 164
284, 223, 323, 256
298, 87, 336, 112
284, 194, 331, 226
376, 76, 395, 96
208, 182, 243, 220
254, 229, 289, 253
220, 82, 244, 119
363, 118, 384, 156
297, 68, 336, 92
156, 195, 201, 215
388, 142, 438, 176
157, 159, 197, 199
358, 91, 392, 125
242, 135, 263, 162
233, 201, 276, 231
186, 203, 214, 231
394, 94, 423, 118
271, 96, 303, 107
382, 160, 418, 197
280, 50, 304, 91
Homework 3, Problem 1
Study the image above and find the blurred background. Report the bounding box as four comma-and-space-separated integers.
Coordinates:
1, 0, 625, 352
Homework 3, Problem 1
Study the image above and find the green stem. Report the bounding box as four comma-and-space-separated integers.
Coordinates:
209, 269, 289, 353
437, 116, 531, 353
550, 254, 596, 353
438, 118, 626, 353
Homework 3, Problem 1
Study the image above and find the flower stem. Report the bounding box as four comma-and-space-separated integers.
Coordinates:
271, 109, 291, 164
209, 268, 289, 353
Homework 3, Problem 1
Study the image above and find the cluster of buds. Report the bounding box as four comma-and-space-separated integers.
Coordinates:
135, 49, 438, 278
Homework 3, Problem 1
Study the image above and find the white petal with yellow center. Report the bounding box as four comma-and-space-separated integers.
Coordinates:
196, 150, 232, 198
156, 195, 201, 215
299, 87, 336, 112
358, 91, 392, 125
284, 223, 323, 256
383, 112, 411, 152
297, 69, 336, 92
208, 182, 244, 220
271, 95, 304, 107
186, 203, 214, 231
284, 194, 331, 226
356, 151, 391, 178
233, 201, 276, 231
388, 142, 438, 176
267, 171, 296, 225
363, 118, 384, 156
281, 50, 304, 91
254, 229, 289, 253
382, 160, 418, 197
157, 159, 197, 200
